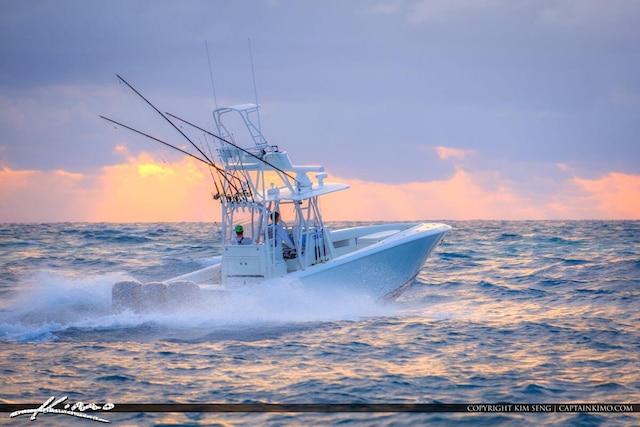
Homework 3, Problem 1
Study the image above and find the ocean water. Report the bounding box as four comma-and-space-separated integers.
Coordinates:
0, 221, 639, 426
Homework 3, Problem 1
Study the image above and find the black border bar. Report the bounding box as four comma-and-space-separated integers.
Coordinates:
2, 403, 639, 413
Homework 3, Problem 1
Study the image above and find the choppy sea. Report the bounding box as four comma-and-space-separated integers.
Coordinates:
1, 221, 639, 426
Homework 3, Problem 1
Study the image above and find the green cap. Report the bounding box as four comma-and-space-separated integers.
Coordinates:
234, 225, 244, 233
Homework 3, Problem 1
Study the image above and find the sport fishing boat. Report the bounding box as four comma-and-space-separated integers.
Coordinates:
106, 76, 450, 312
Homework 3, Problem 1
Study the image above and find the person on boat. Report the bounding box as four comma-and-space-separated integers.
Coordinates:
270, 212, 294, 248
234, 225, 253, 245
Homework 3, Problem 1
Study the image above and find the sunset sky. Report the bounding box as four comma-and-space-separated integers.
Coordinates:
1, 0, 639, 222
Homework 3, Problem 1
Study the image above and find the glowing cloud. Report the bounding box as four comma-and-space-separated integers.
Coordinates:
91, 153, 215, 222
137, 163, 175, 178
322, 167, 538, 221
0, 166, 94, 222
1, 157, 639, 222
572, 172, 640, 219
322, 167, 640, 221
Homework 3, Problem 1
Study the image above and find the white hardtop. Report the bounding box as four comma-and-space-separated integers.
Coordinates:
267, 182, 350, 201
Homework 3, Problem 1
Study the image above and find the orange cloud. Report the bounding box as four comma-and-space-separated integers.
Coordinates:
323, 168, 539, 221
90, 153, 216, 222
572, 172, 640, 219
1, 158, 639, 222
0, 166, 93, 222
323, 169, 640, 221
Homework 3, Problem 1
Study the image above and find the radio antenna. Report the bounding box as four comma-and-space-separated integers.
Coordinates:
248, 38, 261, 133
205, 40, 219, 109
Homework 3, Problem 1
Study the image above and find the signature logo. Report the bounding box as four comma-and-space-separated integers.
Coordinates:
10, 396, 115, 423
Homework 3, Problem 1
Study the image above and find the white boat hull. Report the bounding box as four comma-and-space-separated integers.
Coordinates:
106, 94, 452, 313
285, 223, 450, 298
112, 223, 449, 312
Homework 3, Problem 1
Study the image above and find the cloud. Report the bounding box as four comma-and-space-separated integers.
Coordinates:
1, 1, 639, 195
91, 153, 216, 222
433, 146, 474, 160
370, 0, 405, 15
0, 166, 94, 222
2, 155, 639, 223
324, 167, 536, 221
572, 172, 640, 219
0, 84, 124, 173
1, 0, 640, 224
0, 153, 216, 223
0, 94, 30, 129
406, 0, 498, 23
538, 0, 640, 37
325, 168, 640, 221
609, 88, 640, 107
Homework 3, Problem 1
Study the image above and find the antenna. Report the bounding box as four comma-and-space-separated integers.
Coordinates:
248, 38, 261, 133
205, 40, 219, 109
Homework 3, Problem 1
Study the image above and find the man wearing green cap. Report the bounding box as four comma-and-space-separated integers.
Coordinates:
234, 224, 252, 245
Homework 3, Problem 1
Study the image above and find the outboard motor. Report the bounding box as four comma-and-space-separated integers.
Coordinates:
112, 280, 142, 313
140, 282, 167, 313
112, 280, 201, 313
166, 280, 201, 310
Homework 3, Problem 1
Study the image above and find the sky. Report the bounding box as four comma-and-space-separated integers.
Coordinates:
1, 0, 639, 222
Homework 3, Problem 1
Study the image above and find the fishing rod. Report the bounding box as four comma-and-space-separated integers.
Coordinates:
100, 115, 223, 199
114, 74, 249, 201
101, 115, 213, 167
198, 133, 232, 202
165, 112, 297, 182
116, 74, 216, 167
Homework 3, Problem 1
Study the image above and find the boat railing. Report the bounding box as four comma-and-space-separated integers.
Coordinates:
213, 103, 269, 148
